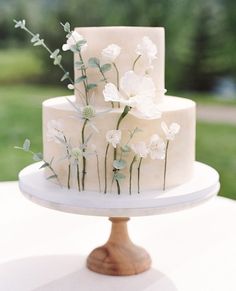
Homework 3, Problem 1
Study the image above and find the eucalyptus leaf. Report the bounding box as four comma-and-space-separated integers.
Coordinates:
114, 172, 126, 181
121, 145, 131, 153
33, 39, 44, 46
33, 152, 43, 162
75, 75, 87, 83
86, 83, 97, 90
50, 49, 60, 59
61, 72, 70, 82
39, 162, 49, 169
23, 139, 30, 152
61, 22, 70, 33
100, 63, 112, 73
31, 34, 40, 43
46, 174, 58, 180
113, 159, 127, 170
54, 55, 62, 65
88, 57, 100, 68
75, 61, 83, 68
55, 136, 66, 144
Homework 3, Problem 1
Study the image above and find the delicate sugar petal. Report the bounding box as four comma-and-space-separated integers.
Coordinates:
136, 36, 158, 65
47, 120, 65, 144
148, 134, 166, 160
161, 122, 180, 140
120, 71, 155, 99
131, 142, 149, 158
106, 129, 122, 148
62, 31, 87, 52
102, 44, 121, 62
103, 83, 121, 102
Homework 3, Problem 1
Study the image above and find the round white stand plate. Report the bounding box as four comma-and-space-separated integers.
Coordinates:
19, 161, 220, 217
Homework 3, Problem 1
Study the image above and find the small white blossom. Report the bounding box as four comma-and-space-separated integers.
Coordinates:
161, 122, 180, 141
67, 84, 74, 90
71, 147, 83, 160
47, 120, 64, 144
148, 134, 166, 160
136, 36, 157, 65
102, 44, 121, 62
62, 31, 87, 52
106, 130, 122, 148
103, 71, 162, 119
131, 142, 149, 158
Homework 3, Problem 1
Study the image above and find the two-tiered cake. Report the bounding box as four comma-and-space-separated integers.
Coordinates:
42, 27, 196, 195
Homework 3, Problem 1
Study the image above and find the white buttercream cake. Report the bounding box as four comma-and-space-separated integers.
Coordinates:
42, 27, 196, 195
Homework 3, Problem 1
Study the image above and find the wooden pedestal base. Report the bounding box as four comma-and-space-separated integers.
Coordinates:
87, 217, 151, 276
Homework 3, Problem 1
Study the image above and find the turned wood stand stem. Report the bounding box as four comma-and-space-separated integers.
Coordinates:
87, 217, 152, 276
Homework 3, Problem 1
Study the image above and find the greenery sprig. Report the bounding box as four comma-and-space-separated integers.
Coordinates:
15, 139, 61, 185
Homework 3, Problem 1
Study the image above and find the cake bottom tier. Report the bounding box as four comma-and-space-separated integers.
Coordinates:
42, 95, 196, 194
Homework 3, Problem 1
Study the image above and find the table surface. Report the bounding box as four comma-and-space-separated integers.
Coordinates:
0, 181, 236, 291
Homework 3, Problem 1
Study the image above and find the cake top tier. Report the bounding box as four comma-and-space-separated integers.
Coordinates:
73, 26, 165, 111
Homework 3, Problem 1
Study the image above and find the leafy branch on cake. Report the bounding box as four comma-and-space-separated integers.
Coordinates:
14, 139, 61, 186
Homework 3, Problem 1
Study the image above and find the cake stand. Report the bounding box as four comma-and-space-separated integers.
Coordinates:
19, 161, 220, 276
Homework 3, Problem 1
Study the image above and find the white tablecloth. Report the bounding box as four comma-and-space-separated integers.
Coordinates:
0, 181, 235, 291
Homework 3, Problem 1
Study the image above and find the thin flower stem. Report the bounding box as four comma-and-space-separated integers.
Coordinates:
98, 65, 114, 108
78, 51, 89, 105
95, 152, 101, 193
104, 143, 110, 194
129, 155, 136, 195
81, 119, 88, 191
112, 62, 120, 109
132, 54, 141, 71
67, 164, 71, 189
137, 157, 143, 194
113, 106, 132, 194
163, 140, 170, 191
63, 135, 71, 189
76, 163, 81, 192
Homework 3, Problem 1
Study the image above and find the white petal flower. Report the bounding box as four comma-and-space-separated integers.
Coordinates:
62, 31, 87, 52
106, 129, 122, 148
47, 120, 64, 144
102, 44, 121, 62
131, 142, 149, 158
148, 134, 166, 160
134, 97, 162, 119
136, 36, 157, 65
120, 71, 156, 99
103, 83, 121, 103
161, 122, 180, 141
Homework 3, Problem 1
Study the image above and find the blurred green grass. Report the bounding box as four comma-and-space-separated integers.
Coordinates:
0, 84, 235, 200
0, 48, 44, 83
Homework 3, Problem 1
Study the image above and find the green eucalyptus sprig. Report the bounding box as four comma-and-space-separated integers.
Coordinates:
13, 20, 74, 86
14, 139, 61, 185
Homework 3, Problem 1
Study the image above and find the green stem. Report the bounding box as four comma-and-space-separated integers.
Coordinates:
95, 152, 101, 193
104, 143, 110, 194
132, 54, 141, 71
163, 140, 170, 191
99, 65, 114, 108
113, 106, 132, 194
78, 51, 89, 105
67, 164, 71, 189
129, 155, 136, 195
76, 163, 81, 192
82, 119, 88, 191
113, 62, 120, 108
137, 157, 143, 194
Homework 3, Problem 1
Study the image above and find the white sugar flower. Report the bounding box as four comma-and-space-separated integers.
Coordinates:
148, 134, 166, 160
62, 31, 87, 52
131, 142, 149, 158
102, 44, 121, 62
106, 130, 122, 148
136, 36, 157, 65
103, 71, 162, 119
161, 122, 180, 141
47, 120, 64, 144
